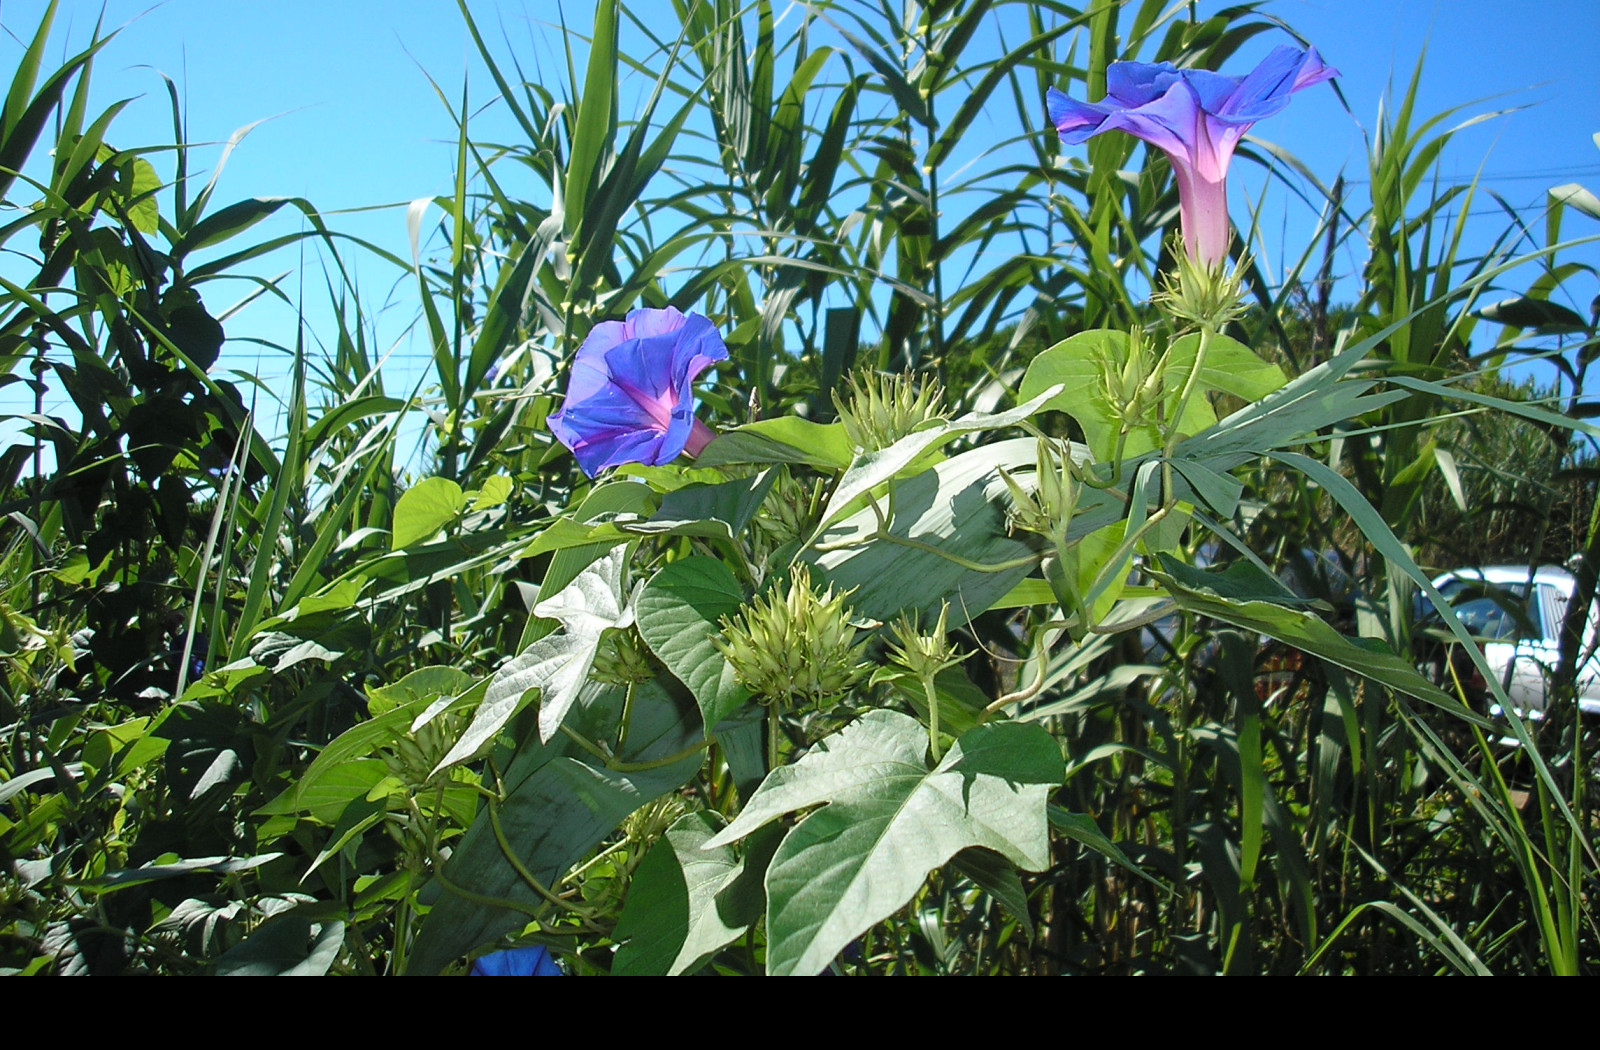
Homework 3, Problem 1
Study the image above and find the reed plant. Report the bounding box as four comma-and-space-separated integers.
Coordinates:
1, 0, 1596, 975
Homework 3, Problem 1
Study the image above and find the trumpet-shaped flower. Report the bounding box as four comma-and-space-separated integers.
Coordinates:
548, 307, 728, 477
470, 945, 563, 976
1048, 46, 1336, 267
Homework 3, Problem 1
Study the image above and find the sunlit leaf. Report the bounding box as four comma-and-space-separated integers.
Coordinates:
391, 477, 465, 549
635, 556, 749, 729
705, 710, 1061, 976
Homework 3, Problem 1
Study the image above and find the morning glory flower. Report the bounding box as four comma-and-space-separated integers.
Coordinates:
469, 945, 564, 976
1047, 45, 1336, 267
547, 306, 729, 477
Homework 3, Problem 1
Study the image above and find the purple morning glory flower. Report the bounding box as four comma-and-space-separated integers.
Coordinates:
547, 307, 729, 477
1048, 45, 1336, 267
469, 945, 564, 976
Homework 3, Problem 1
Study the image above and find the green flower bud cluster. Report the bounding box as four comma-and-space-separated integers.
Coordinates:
833, 369, 946, 452
754, 470, 824, 549
884, 601, 967, 680
1096, 325, 1166, 433
999, 438, 1080, 541
1156, 236, 1248, 329
622, 794, 690, 847
380, 712, 465, 789
590, 627, 652, 686
715, 570, 869, 709
0, 599, 74, 671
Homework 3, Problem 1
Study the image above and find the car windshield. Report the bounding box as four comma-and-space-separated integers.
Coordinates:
1426, 578, 1539, 641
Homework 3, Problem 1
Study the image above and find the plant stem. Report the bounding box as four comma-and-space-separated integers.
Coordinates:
923, 672, 943, 762
767, 708, 781, 773
1164, 323, 1215, 461
607, 737, 713, 772
488, 795, 595, 917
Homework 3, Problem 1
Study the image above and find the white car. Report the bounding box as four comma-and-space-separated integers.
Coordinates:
1419, 565, 1600, 717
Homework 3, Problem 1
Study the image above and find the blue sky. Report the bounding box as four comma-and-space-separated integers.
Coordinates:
3, 0, 1598, 437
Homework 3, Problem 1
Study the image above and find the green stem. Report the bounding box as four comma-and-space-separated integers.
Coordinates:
923, 672, 943, 762
1163, 324, 1216, 460
566, 837, 633, 884
1081, 428, 1131, 491
488, 795, 595, 917
393, 897, 411, 976
615, 678, 636, 754
433, 868, 546, 920
768, 708, 781, 773
561, 715, 710, 773
559, 724, 613, 764
986, 624, 1062, 713
607, 737, 713, 772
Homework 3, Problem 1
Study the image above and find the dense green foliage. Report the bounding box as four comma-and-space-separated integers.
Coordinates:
2, 0, 1598, 975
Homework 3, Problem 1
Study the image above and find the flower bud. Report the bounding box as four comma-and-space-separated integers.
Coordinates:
714, 570, 869, 709
754, 470, 824, 549
381, 711, 467, 788
884, 602, 967, 680
622, 795, 690, 846
590, 627, 653, 686
833, 369, 946, 452
1155, 236, 1248, 329
1097, 326, 1162, 430
1000, 438, 1079, 540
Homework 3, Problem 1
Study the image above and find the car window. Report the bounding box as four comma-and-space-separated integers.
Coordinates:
1450, 597, 1519, 639
1420, 580, 1537, 641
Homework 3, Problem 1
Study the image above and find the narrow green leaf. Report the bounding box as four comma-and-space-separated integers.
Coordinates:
990, 577, 1057, 610
1433, 447, 1467, 512
1149, 555, 1467, 718
1049, 807, 1158, 885
564, 0, 618, 240
1170, 459, 1244, 517
175, 197, 293, 256
1475, 296, 1587, 333
303, 396, 405, 451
